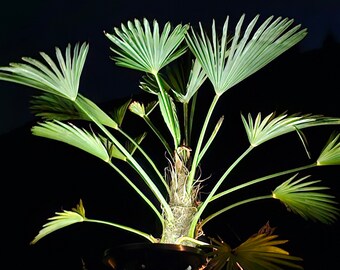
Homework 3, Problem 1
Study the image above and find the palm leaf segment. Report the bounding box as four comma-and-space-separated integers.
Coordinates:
229, 234, 303, 270
104, 18, 189, 75
185, 14, 307, 95
32, 120, 112, 162
0, 42, 88, 100
273, 174, 340, 224
317, 132, 340, 166
163, 56, 207, 104
206, 224, 303, 270
30, 93, 118, 129
242, 112, 340, 147
30, 199, 86, 245
0, 42, 119, 129
104, 19, 190, 149
140, 54, 207, 105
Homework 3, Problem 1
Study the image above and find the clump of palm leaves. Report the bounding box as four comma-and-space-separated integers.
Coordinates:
0, 13, 339, 270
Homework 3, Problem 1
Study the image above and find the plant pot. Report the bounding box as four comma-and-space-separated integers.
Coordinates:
103, 242, 207, 270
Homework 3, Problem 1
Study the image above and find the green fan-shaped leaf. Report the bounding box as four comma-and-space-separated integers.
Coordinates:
30, 93, 118, 129
105, 18, 189, 74
129, 101, 146, 117
31, 199, 86, 245
242, 112, 340, 147
205, 233, 303, 270
166, 56, 207, 104
273, 174, 340, 224
31, 120, 110, 162
30, 93, 82, 121
185, 14, 307, 95
0, 42, 88, 100
317, 132, 340, 166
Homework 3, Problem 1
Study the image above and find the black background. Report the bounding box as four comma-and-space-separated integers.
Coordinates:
1, 1, 339, 269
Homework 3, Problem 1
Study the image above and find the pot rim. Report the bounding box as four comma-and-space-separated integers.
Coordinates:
104, 242, 206, 256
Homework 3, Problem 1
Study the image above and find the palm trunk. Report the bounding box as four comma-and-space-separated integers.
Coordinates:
161, 147, 200, 246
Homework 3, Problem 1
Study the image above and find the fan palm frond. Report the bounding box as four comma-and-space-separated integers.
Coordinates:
30, 199, 86, 245
30, 93, 118, 129
0, 42, 88, 100
185, 14, 307, 95
317, 132, 340, 166
159, 52, 192, 97
104, 18, 189, 74
31, 120, 110, 162
273, 174, 340, 224
206, 233, 303, 270
242, 112, 340, 147
129, 101, 147, 117
138, 55, 206, 105
170, 57, 207, 103
30, 93, 82, 121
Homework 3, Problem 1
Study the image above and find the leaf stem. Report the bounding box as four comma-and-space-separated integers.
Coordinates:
211, 163, 316, 202
85, 218, 157, 243
187, 94, 220, 190
75, 97, 173, 220
188, 145, 254, 237
200, 195, 273, 228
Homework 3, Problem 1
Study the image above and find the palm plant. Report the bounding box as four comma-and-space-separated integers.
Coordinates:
1, 14, 339, 269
